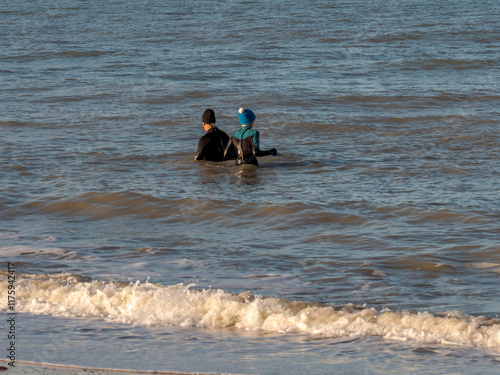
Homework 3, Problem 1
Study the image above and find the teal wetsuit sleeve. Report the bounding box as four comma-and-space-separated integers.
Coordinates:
253, 130, 260, 149
252, 129, 277, 157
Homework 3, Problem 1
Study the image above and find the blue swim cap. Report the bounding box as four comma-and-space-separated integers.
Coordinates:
238, 108, 256, 126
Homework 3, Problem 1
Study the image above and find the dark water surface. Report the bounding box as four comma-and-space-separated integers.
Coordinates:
1, 1, 500, 374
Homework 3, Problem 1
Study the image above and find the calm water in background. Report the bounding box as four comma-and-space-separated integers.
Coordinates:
1, 0, 500, 374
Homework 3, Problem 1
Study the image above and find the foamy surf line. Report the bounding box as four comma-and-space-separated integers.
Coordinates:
0, 359, 243, 375
1, 273, 500, 348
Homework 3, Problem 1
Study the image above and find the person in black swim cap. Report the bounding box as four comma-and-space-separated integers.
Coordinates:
223, 108, 277, 166
194, 109, 230, 162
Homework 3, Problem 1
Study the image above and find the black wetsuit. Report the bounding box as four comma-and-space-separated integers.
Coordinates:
194, 127, 230, 162
223, 127, 276, 166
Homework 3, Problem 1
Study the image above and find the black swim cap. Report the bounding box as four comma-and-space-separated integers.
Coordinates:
202, 109, 216, 125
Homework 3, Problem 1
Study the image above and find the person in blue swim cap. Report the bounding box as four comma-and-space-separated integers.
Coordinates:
223, 108, 277, 166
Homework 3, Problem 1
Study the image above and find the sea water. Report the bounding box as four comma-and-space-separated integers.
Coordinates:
1, 0, 500, 374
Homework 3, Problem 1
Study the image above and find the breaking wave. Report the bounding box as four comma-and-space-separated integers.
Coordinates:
1, 272, 499, 348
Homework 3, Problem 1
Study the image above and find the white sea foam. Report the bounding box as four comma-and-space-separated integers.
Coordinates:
1, 273, 499, 348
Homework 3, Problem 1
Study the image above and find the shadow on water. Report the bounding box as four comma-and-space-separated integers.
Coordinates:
196, 160, 262, 187
235, 164, 260, 185
195, 154, 343, 188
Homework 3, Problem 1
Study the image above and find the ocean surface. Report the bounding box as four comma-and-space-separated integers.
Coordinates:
1, 0, 500, 374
